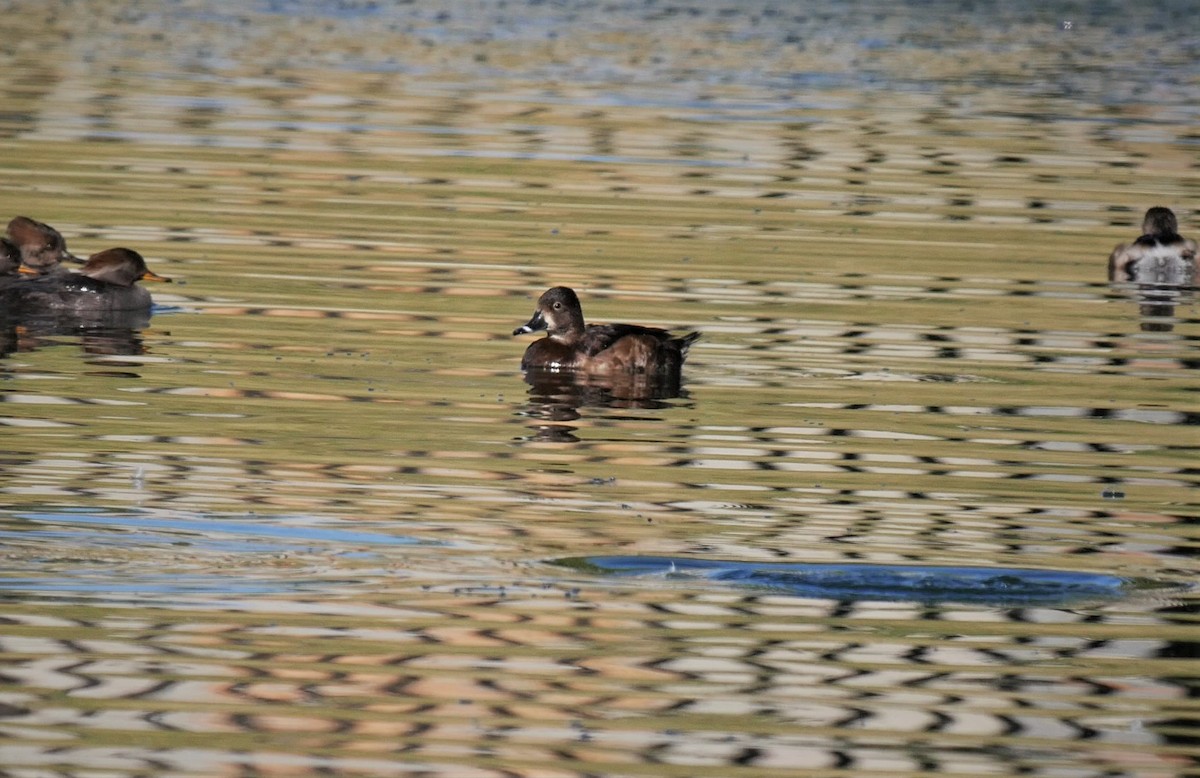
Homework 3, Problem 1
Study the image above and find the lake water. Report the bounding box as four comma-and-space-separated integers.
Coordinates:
1, 2, 1197, 776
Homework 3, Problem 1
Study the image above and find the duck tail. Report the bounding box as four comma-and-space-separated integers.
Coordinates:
676, 331, 701, 359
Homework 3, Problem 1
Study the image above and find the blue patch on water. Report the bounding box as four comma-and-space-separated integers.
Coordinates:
11, 509, 435, 549
255, 0, 385, 19
0, 576, 330, 596
0, 509, 434, 597
554, 555, 1158, 607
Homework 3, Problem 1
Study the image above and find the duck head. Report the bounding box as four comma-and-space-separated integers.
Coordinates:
80, 248, 172, 287
513, 286, 585, 342
1142, 207, 1180, 240
0, 237, 21, 276
6, 216, 81, 273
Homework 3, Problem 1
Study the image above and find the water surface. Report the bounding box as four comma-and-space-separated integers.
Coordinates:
0, 2, 1197, 776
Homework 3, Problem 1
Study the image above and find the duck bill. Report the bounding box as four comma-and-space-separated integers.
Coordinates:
17, 266, 38, 275
512, 309, 546, 336
63, 251, 84, 265
139, 270, 173, 283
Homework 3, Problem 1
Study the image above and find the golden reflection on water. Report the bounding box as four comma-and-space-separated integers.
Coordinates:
0, 1, 1198, 776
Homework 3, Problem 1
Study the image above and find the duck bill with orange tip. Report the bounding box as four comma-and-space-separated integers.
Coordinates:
139, 268, 172, 283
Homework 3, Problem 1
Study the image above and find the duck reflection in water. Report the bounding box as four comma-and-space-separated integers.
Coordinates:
1108, 207, 1196, 332
0, 307, 154, 358
513, 286, 700, 437
522, 370, 695, 440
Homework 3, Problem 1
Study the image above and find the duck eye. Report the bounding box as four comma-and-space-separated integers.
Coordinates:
552, 302, 562, 310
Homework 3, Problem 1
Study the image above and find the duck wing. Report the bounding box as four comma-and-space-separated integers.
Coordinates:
58, 275, 114, 295
580, 323, 672, 356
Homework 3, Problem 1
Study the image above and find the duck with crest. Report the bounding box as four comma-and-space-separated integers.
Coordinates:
6, 216, 82, 276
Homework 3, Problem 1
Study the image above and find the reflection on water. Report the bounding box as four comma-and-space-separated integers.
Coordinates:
519, 372, 694, 443
1117, 279, 1196, 334
0, 1, 1198, 776
556, 554, 1161, 606
1108, 264, 1196, 334
521, 369, 693, 436
0, 311, 156, 360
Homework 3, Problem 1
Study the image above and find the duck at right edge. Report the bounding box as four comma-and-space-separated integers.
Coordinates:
1108, 206, 1196, 285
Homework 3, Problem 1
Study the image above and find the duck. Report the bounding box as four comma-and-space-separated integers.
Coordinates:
11, 247, 171, 315
1109, 207, 1197, 284
0, 237, 21, 280
513, 286, 699, 374
6, 216, 82, 276
0, 238, 24, 307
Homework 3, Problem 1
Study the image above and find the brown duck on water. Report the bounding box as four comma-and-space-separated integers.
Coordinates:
1108, 206, 1196, 284
10, 247, 172, 315
5, 216, 82, 277
513, 286, 699, 374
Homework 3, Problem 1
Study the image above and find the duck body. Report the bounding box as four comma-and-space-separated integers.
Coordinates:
513, 286, 699, 374
16, 273, 153, 314
1109, 207, 1197, 284
0, 237, 22, 286
8, 247, 171, 315
0, 238, 25, 311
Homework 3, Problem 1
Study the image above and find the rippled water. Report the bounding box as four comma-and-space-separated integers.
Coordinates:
1, 2, 1197, 776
